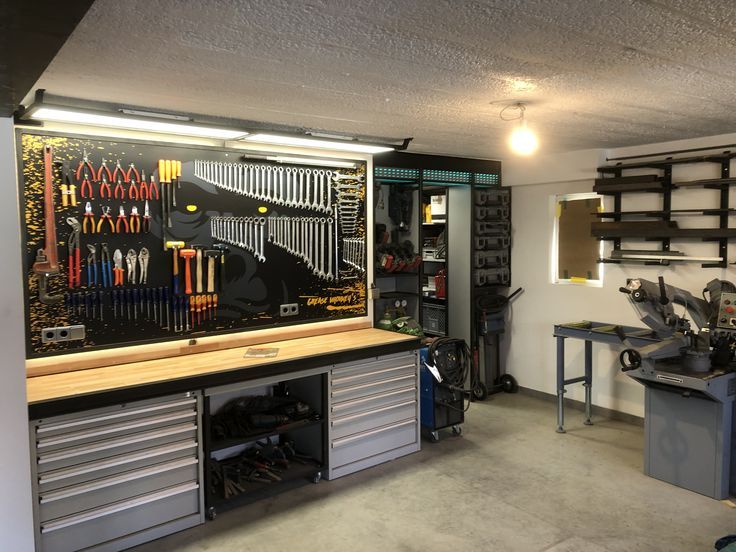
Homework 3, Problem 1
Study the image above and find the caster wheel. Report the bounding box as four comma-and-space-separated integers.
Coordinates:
500, 374, 519, 394
472, 382, 488, 401
429, 431, 440, 443
207, 507, 217, 521
452, 425, 462, 436
312, 471, 322, 484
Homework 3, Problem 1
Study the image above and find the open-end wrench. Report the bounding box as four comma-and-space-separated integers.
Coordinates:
332, 172, 366, 182
258, 218, 266, 262
275, 167, 285, 205
326, 217, 334, 280
317, 218, 326, 279
264, 166, 272, 203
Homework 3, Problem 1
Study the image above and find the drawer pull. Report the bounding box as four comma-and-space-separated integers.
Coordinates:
36, 397, 197, 434
40, 481, 199, 534
38, 410, 196, 448
39, 439, 198, 484
332, 400, 416, 425
332, 418, 415, 448
38, 423, 196, 465
331, 385, 415, 412
331, 375, 416, 398
40, 457, 198, 504
331, 363, 415, 385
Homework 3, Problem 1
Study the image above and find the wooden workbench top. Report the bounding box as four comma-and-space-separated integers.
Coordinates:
27, 328, 420, 407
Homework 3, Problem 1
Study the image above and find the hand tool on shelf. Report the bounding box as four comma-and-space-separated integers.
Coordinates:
205, 250, 219, 293
33, 145, 64, 305
100, 243, 112, 287
126, 163, 140, 184
60, 168, 77, 207
166, 241, 185, 294
125, 288, 132, 320
75, 149, 96, 181
112, 159, 126, 183
212, 243, 229, 291
179, 248, 196, 295
132, 288, 139, 320
205, 294, 211, 320
138, 247, 149, 284
83, 202, 96, 234
116, 206, 129, 233
162, 286, 170, 329
145, 287, 152, 318
99, 175, 112, 199
80, 171, 94, 199
142, 200, 151, 233
96, 206, 115, 233
192, 244, 205, 293
112, 290, 119, 318
66, 217, 81, 288
125, 249, 138, 284
152, 287, 159, 323
213, 293, 218, 319
139, 170, 150, 200
113, 249, 124, 286
129, 205, 141, 233
189, 295, 195, 329
172, 294, 179, 331
166, 160, 177, 207
97, 289, 104, 320
96, 158, 113, 183
175, 160, 182, 188
128, 177, 140, 201
86, 244, 98, 287
149, 174, 160, 201
113, 176, 126, 199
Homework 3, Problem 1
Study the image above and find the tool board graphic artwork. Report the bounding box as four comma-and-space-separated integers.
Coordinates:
19, 131, 368, 357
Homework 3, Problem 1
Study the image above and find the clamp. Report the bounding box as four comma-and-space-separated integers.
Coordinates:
100, 243, 113, 287
75, 149, 96, 181
125, 249, 138, 284
113, 249, 124, 286
83, 201, 96, 234
138, 247, 149, 284
66, 217, 81, 288
86, 244, 98, 287
142, 200, 151, 233
116, 206, 129, 233
96, 158, 113, 183
96, 206, 115, 233
129, 205, 141, 233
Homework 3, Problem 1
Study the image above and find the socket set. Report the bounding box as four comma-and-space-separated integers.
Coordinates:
473, 188, 510, 288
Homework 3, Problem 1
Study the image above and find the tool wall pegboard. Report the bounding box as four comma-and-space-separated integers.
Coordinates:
18, 130, 368, 358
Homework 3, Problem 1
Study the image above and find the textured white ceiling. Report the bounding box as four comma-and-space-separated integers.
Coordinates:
31, 0, 736, 158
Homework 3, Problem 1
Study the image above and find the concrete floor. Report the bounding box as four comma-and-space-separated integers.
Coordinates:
133, 394, 735, 552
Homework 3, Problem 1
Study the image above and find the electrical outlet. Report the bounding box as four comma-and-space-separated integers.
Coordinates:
41, 325, 86, 343
279, 303, 299, 317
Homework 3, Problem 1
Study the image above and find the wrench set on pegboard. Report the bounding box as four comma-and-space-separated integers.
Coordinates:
19, 130, 368, 358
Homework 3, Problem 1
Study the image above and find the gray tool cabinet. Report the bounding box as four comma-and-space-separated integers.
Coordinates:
29, 392, 205, 552
328, 350, 420, 480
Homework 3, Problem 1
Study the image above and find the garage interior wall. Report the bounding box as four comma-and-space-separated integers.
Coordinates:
505, 133, 736, 418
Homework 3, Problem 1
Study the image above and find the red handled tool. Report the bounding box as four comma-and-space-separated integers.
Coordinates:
80, 171, 94, 199
142, 200, 151, 233
99, 175, 112, 198
126, 163, 140, 184
82, 202, 96, 234
113, 176, 125, 199
128, 177, 140, 200
66, 217, 81, 288
116, 206, 129, 233
139, 170, 150, 200
129, 205, 141, 233
75, 149, 96, 181
112, 159, 126, 183
96, 158, 113, 183
96, 206, 115, 233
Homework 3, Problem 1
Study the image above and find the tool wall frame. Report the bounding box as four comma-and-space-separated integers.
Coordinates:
17, 129, 368, 358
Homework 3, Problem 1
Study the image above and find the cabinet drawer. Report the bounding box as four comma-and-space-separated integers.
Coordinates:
330, 419, 417, 468
331, 400, 417, 440
331, 374, 416, 403
39, 439, 198, 491
331, 385, 416, 418
37, 422, 197, 473
39, 458, 198, 522
39, 483, 200, 552
331, 353, 416, 387
35, 396, 197, 440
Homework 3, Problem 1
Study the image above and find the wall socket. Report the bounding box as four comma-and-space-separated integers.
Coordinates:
41, 325, 86, 343
279, 303, 299, 317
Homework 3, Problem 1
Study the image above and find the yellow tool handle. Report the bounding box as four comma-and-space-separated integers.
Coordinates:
61, 184, 68, 207
158, 159, 166, 183
69, 185, 77, 207
164, 160, 172, 184
175, 160, 182, 178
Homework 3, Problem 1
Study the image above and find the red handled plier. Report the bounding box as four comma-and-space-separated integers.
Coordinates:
83, 201, 96, 234
96, 206, 115, 233
129, 205, 141, 233
113, 176, 126, 199
128, 177, 140, 200
75, 149, 96, 181
126, 163, 141, 184
139, 170, 150, 200
116, 205, 130, 233
112, 159, 127, 183
96, 158, 113, 183
142, 200, 151, 233
99, 175, 112, 198
148, 174, 160, 200
66, 217, 81, 288
80, 171, 94, 199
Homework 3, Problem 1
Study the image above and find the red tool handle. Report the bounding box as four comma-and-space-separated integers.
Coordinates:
68, 255, 74, 287
184, 259, 193, 295
75, 248, 81, 286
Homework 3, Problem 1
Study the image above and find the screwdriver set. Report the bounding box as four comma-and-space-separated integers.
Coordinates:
19, 131, 368, 357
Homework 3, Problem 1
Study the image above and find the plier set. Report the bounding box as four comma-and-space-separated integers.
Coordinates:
81, 201, 152, 234
69, 152, 161, 201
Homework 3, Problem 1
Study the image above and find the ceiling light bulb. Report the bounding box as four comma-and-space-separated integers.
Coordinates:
509, 119, 538, 156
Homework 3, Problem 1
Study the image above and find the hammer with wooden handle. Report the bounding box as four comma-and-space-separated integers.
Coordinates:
192, 244, 205, 293
165, 241, 185, 295
205, 250, 220, 293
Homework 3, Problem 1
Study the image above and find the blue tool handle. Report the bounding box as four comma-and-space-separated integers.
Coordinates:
173, 275, 179, 296
93, 264, 98, 286
105, 262, 112, 287
100, 262, 107, 287
87, 264, 92, 287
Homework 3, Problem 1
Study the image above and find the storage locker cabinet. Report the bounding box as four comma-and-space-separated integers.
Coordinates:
30, 393, 205, 552
328, 351, 420, 479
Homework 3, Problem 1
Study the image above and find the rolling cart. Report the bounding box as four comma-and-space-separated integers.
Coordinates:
419, 342, 466, 442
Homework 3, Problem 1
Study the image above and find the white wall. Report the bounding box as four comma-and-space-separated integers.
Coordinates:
505, 134, 736, 417
0, 118, 35, 550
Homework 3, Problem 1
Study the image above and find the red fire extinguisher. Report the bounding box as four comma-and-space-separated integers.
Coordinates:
435, 269, 446, 299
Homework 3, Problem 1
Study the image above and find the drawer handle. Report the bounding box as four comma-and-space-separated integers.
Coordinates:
39, 440, 198, 484
38, 410, 196, 448
38, 423, 197, 465
331, 375, 416, 397
331, 418, 415, 448
332, 400, 416, 425
332, 354, 415, 375
36, 397, 197, 434
40, 457, 198, 504
332, 363, 415, 385
331, 385, 416, 412
40, 481, 199, 534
